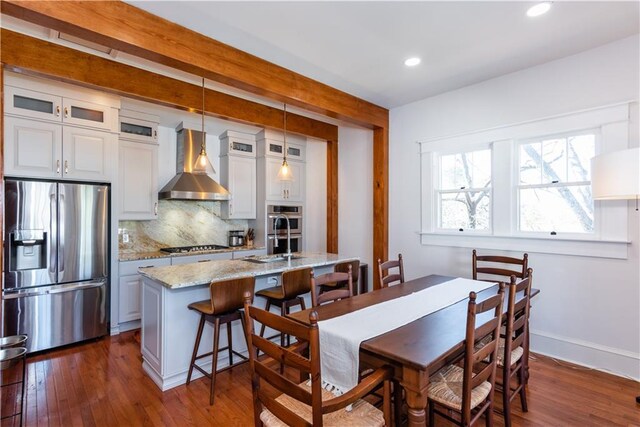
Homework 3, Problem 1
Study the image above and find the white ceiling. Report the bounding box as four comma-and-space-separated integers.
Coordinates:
128, 1, 639, 109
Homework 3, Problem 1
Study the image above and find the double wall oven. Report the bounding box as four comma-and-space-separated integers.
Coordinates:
267, 205, 303, 255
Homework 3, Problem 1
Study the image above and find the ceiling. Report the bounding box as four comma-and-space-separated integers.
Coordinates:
128, 1, 639, 109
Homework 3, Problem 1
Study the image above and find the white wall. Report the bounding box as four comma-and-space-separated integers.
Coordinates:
305, 138, 327, 252
338, 126, 374, 288
389, 35, 640, 379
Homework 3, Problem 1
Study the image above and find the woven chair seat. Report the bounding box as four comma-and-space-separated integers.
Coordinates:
475, 336, 524, 367
260, 381, 384, 427
428, 364, 492, 411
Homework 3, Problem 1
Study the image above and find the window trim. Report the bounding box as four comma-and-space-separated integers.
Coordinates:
418, 102, 632, 259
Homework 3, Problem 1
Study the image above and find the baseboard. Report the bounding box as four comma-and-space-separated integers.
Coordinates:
143, 350, 249, 391
110, 325, 120, 336
118, 320, 141, 333
530, 329, 640, 381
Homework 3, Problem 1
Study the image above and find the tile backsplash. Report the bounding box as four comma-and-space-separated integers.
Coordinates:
119, 200, 248, 253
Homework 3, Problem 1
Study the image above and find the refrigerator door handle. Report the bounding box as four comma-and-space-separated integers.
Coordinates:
2, 280, 107, 299
58, 191, 65, 277
49, 190, 57, 275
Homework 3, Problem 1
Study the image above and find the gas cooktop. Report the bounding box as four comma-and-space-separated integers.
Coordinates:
160, 244, 229, 254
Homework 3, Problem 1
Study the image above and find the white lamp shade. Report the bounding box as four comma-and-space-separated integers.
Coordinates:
591, 147, 640, 200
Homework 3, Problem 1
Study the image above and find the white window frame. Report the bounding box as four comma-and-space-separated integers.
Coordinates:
434, 145, 493, 234
514, 129, 601, 240
419, 102, 632, 259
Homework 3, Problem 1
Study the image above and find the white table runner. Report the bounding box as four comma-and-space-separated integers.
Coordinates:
317, 278, 495, 394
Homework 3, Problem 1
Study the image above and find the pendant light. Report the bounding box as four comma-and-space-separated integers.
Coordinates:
193, 77, 215, 175
277, 103, 294, 181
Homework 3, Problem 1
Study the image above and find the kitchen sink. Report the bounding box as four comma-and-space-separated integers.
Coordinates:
241, 254, 305, 264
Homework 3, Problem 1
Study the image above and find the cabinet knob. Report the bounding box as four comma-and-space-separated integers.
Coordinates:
56, 160, 61, 174
64, 160, 69, 174
153, 130, 158, 139
56, 106, 61, 117
154, 202, 158, 215
64, 107, 69, 118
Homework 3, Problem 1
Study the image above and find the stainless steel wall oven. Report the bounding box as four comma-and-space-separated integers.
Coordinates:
267, 205, 303, 254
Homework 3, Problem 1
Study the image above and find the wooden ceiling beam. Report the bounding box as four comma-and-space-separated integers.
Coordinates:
1, 0, 388, 129
0, 29, 338, 142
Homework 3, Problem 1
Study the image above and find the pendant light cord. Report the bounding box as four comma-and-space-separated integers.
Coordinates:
283, 103, 288, 162
201, 77, 205, 149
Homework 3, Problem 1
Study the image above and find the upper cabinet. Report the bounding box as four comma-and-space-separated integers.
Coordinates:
256, 129, 306, 204
3, 72, 119, 182
5, 86, 116, 132
118, 110, 160, 220
220, 131, 257, 219
4, 116, 116, 181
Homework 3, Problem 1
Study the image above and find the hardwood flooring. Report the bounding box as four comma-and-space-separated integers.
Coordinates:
1, 331, 638, 426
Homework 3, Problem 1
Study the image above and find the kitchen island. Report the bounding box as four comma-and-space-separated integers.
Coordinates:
138, 252, 357, 390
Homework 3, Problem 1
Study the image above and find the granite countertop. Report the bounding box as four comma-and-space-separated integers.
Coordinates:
138, 252, 358, 289
118, 246, 266, 262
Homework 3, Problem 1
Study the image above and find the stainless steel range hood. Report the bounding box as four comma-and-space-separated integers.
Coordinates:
158, 123, 231, 201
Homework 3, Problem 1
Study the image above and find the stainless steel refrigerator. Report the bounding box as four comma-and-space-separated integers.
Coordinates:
3, 179, 109, 353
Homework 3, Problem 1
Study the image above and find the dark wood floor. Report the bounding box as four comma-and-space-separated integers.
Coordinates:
1, 331, 638, 426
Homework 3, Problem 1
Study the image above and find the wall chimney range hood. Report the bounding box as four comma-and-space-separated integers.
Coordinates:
158, 122, 231, 201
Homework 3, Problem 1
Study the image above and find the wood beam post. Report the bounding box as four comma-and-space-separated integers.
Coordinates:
326, 140, 339, 253
373, 126, 389, 290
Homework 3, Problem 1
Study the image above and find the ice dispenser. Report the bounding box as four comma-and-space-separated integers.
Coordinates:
9, 230, 47, 271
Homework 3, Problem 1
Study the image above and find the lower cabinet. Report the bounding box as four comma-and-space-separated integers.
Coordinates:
119, 257, 170, 324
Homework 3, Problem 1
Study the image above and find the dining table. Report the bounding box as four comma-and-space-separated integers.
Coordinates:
287, 274, 540, 427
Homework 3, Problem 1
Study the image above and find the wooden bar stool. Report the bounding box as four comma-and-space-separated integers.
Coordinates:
186, 276, 255, 405
325, 259, 360, 294
255, 267, 312, 347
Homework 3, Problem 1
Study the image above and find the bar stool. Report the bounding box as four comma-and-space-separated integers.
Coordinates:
1, 336, 27, 427
323, 259, 360, 294
186, 276, 255, 405
256, 267, 312, 347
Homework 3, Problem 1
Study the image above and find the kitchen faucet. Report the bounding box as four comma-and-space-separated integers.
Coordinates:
273, 214, 292, 258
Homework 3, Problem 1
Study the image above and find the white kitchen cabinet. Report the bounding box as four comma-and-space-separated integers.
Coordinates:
5, 113, 116, 182
4, 116, 62, 178
119, 140, 159, 220
5, 86, 62, 122
5, 86, 115, 132
220, 155, 256, 219
119, 110, 159, 144
63, 126, 116, 181
119, 257, 170, 324
170, 251, 234, 265
265, 157, 305, 202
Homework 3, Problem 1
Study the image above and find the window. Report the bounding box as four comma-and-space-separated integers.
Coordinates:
518, 132, 596, 235
436, 148, 491, 231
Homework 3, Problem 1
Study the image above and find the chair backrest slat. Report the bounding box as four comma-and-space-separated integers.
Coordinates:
249, 305, 311, 341
472, 249, 529, 281
377, 254, 404, 289
251, 334, 311, 373
255, 362, 313, 405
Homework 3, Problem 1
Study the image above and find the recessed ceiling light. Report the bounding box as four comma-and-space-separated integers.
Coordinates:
404, 57, 421, 67
527, 2, 551, 17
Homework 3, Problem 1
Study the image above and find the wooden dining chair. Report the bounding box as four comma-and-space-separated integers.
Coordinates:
377, 253, 404, 288
427, 283, 506, 427
243, 293, 392, 427
310, 266, 353, 307
495, 270, 533, 427
472, 250, 529, 282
